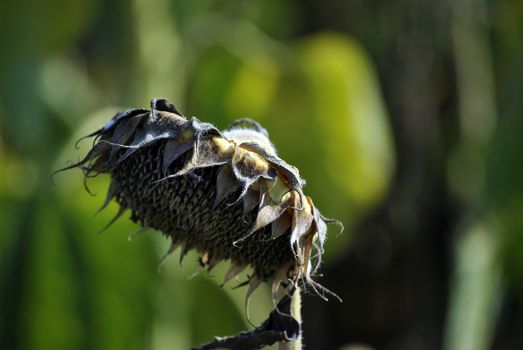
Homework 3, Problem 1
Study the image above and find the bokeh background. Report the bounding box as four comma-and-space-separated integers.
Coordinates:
1, 0, 522, 349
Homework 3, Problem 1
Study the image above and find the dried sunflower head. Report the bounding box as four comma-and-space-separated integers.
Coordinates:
55, 98, 339, 304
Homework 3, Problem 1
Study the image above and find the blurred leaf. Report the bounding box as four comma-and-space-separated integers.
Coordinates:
134, 0, 184, 102
488, 2, 523, 298
241, 0, 299, 40
298, 33, 394, 209
188, 46, 242, 122
252, 33, 395, 260
189, 277, 247, 346
0, 0, 97, 55
57, 178, 158, 350
38, 56, 101, 123
487, 104, 523, 295
20, 196, 82, 350
225, 54, 280, 119
443, 223, 502, 350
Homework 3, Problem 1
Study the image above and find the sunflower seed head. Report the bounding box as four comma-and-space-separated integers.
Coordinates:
59, 98, 336, 299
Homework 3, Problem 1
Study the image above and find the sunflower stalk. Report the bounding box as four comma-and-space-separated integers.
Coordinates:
278, 288, 302, 350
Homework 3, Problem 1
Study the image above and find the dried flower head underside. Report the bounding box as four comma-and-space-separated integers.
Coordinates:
56, 98, 339, 303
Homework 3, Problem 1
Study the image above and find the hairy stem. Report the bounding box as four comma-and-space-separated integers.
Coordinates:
278, 287, 302, 350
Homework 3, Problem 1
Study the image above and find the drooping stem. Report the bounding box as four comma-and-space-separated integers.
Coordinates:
278, 287, 302, 350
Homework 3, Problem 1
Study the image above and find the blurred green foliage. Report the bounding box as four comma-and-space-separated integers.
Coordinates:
1, 0, 522, 349
0, 0, 394, 348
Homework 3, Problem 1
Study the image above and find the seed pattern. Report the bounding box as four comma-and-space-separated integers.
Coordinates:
56, 98, 339, 301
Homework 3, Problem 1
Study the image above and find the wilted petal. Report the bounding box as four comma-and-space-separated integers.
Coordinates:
214, 165, 241, 207
116, 116, 188, 164
189, 117, 222, 136
302, 232, 315, 277
176, 137, 230, 176
97, 179, 119, 213
106, 115, 144, 160
271, 263, 290, 308
99, 108, 149, 136
232, 146, 276, 184
289, 194, 314, 246
245, 276, 262, 322
158, 241, 180, 272
266, 177, 291, 203
222, 264, 246, 286
127, 226, 149, 241
251, 203, 284, 235
309, 197, 327, 246
271, 213, 292, 240
50, 142, 109, 183
242, 188, 259, 215
162, 139, 194, 174
115, 127, 151, 163
112, 114, 146, 145
240, 142, 305, 189
179, 244, 189, 267
234, 188, 287, 244
96, 205, 127, 235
